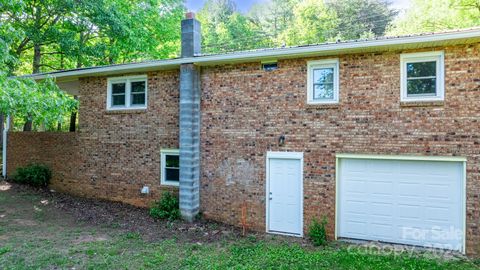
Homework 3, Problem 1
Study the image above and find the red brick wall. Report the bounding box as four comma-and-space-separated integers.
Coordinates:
76, 70, 180, 206
7, 132, 81, 193
199, 44, 480, 255
8, 70, 180, 207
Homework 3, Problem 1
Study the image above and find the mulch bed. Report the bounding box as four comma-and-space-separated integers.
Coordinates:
2, 181, 250, 244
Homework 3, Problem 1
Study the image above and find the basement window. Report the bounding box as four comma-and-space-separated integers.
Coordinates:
161, 149, 179, 186
400, 51, 444, 102
307, 59, 340, 104
107, 75, 148, 110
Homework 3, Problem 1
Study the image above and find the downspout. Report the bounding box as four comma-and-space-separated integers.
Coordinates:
2, 115, 10, 179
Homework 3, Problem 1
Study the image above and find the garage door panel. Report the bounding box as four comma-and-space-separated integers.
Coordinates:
343, 220, 368, 237
426, 183, 454, 201
425, 206, 453, 223
397, 183, 423, 198
371, 223, 395, 239
344, 159, 368, 171
398, 204, 422, 220
370, 181, 394, 196
370, 202, 394, 217
344, 179, 367, 193
338, 157, 464, 251
344, 200, 368, 214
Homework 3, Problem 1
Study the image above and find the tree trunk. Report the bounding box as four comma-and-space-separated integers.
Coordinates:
32, 43, 41, 74
24, 43, 42, 131
69, 112, 77, 132
69, 96, 78, 132
23, 119, 32, 131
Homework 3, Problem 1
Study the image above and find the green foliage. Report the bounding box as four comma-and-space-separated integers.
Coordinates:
308, 216, 328, 246
1, 0, 184, 74
0, 75, 78, 129
388, 0, 480, 35
248, 0, 296, 38
0, 1, 181, 130
149, 191, 180, 221
201, 0, 399, 53
280, 0, 338, 45
326, 0, 398, 41
0, 14, 78, 129
12, 164, 52, 187
0, 246, 11, 256
198, 0, 272, 54
123, 232, 141, 240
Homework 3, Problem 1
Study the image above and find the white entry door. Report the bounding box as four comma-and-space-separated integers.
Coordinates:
338, 156, 465, 252
267, 152, 303, 236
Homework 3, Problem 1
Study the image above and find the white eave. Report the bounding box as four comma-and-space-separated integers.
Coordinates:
25, 28, 480, 84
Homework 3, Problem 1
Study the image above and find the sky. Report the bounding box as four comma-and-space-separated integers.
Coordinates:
185, 0, 412, 13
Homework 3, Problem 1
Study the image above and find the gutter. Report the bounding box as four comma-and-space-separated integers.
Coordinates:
23, 28, 480, 82
2, 116, 10, 179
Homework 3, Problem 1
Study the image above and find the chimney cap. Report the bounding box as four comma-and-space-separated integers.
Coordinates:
185, 12, 195, 19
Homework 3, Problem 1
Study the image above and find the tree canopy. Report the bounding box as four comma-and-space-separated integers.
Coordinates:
0, 23, 77, 130
197, 0, 272, 53
1, 0, 184, 74
0, 0, 183, 131
388, 0, 480, 35
327, 0, 398, 40
199, 0, 399, 53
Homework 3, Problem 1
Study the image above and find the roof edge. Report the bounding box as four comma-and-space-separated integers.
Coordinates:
25, 28, 480, 82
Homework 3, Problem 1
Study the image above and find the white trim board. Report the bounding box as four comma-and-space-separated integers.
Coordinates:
2, 116, 10, 178
400, 51, 445, 102
307, 59, 340, 105
335, 153, 467, 162
160, 149, 180, 187
106, 75, 148, 111
265, 151, 304, 237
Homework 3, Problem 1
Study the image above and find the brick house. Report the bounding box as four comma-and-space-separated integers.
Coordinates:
5, 14, 480, 255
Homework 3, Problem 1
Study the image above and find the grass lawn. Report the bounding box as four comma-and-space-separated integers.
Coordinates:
0, 182, 479, 270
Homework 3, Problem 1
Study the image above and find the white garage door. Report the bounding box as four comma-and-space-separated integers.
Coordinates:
338, 157, 465, 251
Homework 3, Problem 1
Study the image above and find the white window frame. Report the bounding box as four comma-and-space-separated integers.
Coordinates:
400, 51, 445, 102
106, 75, 148, 110
307, 59, 340, 105
160, 149, 180, 187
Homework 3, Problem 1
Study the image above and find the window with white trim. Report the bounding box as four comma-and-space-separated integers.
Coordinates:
161, 149, 179, 186
307, 59, 339, 104
107, 75, 148, 110
400, 51, 444, 102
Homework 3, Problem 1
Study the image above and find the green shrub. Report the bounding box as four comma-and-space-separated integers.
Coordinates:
149, 191, 180, 221
12, 164, 51, 187
308, 217, 328, 246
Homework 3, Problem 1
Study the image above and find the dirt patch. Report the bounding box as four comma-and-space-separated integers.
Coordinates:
0, 182, 11, 191
12, 218, 38, 226
2, 181, 252, 244
73, 234, 109, 244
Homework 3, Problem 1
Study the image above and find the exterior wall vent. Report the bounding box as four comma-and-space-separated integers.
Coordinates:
262, 62, 278, 71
